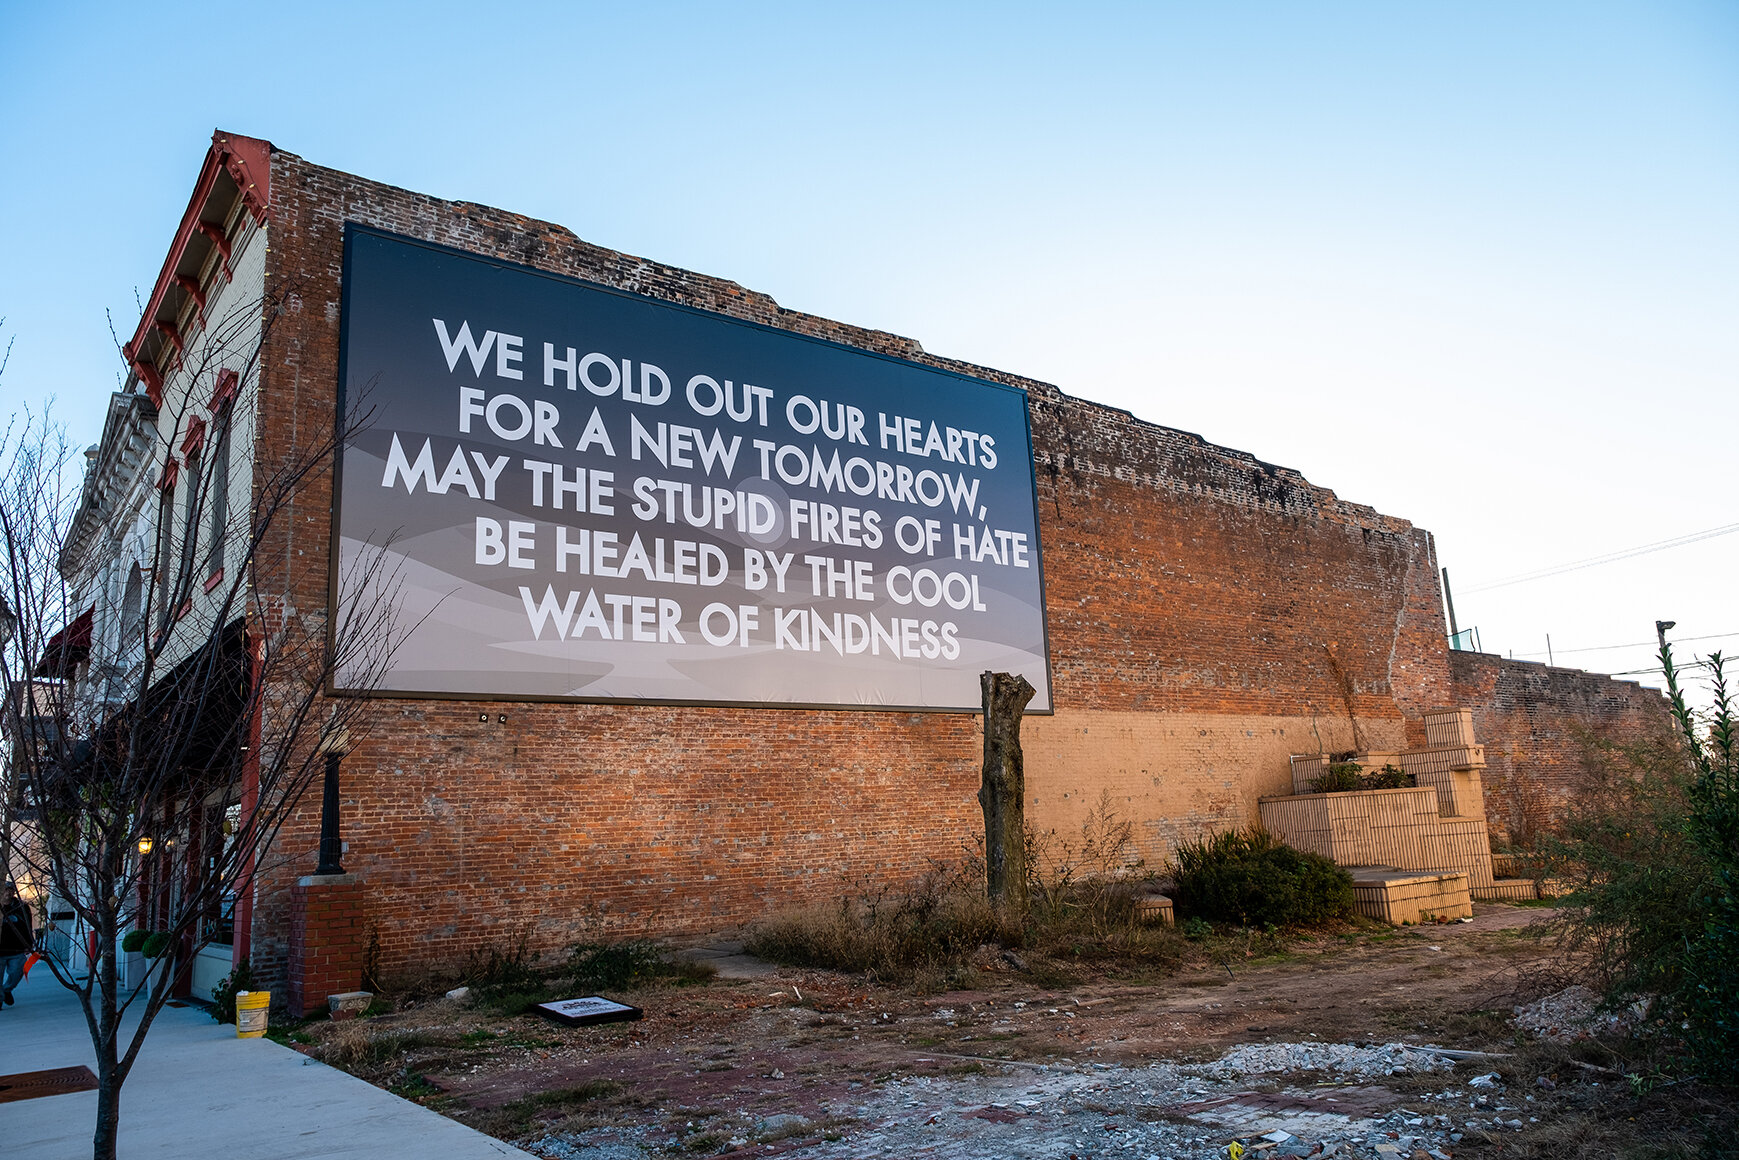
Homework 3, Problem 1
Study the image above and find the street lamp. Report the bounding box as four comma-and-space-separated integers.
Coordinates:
313, 725, 352, 877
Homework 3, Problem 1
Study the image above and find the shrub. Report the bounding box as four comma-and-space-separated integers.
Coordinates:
1309, 762, 1363, 793
1171, 828, 1354, 928
1365, 764, 1416, 790
1553, 644, 1739, 1084
211, 957, 258, 1024
140, 932, 171, 958
1309, 762, 1415, 793
120, 929, 149, 954
567, 939, 714, 991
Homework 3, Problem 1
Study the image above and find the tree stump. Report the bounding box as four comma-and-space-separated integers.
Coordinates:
979, 670, 1037, 909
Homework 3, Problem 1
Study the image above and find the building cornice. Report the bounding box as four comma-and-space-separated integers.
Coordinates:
121, 131, 271, 405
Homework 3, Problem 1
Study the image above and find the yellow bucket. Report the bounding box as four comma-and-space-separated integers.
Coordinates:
236, 990, 271, 1039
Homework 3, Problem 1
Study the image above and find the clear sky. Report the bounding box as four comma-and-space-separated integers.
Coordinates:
3, 1, 1735, 698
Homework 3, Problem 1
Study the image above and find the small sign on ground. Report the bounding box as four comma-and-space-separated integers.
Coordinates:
0, 1065, 100, 1104
536, 996, 644, 1026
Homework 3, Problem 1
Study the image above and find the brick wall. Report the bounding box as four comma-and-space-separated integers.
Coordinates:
243, 140, 1464, 984
1449, 651, 1669, 844
285, 875, 366, 1016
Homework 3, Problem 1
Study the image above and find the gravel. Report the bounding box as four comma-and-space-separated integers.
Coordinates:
530, 1041, 1492, 1160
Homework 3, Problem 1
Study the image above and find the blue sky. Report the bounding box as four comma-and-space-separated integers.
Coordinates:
3, 1, 1735, 694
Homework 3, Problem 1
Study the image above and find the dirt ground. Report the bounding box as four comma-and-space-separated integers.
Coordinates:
300, 904, 1738, 1159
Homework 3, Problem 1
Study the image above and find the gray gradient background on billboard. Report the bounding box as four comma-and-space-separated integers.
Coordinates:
332, 227, 1051, 711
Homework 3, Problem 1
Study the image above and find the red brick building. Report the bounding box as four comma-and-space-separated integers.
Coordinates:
68, 131, 1662, 1005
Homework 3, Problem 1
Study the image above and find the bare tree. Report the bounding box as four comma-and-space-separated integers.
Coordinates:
980, 669, 1037, 909
0, 298, 398, 1160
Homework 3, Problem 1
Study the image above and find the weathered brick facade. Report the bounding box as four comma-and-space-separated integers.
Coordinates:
1449, 651, 1669, 845
147, 136, 1655, 989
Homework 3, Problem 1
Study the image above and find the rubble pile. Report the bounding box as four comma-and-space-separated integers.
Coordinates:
1512, 985, 1647, 1043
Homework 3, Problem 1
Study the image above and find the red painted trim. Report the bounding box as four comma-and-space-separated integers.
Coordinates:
125, 132, 272, 406
203, 568, 225, 593
175, 599, 192, 622
211, 368, 240, 412
220, 133, 272, 224
195, 220, 231, 262
181, 415, 207, 456
136, 359, 164, 406
155, 318, 186, 358
195, 221, 233, 282
174, 274, 207, 317
158, 458, 180, 491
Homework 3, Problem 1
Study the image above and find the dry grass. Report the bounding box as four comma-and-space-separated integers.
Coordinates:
746, 860, 1191, 989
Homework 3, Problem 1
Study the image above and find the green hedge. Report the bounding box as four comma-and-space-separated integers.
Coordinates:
1172, 828, 1354, 928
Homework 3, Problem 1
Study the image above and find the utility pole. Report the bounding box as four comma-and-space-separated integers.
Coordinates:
1441, 568, 1460, 644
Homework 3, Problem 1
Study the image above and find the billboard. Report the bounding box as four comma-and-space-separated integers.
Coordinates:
332, 227, 1051, 712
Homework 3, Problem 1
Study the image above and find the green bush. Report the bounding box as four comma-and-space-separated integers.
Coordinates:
1309, 762, 1363, 793
211, 957, 258, 1024
1171, 827, 1354, 928
1553, 644, 1739, 1084
121, 929, 149, 954
1309, 761, 1415, 793
1365, 764, 1416, 790
140, 932, 171, 958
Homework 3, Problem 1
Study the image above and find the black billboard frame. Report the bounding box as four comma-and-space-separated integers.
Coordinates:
327, 223, 1055, 716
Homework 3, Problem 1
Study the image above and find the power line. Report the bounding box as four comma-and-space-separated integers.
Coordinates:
1462, 520, 1739, 594
1610, 660, 1718, 678
1511, 630, 1739, 659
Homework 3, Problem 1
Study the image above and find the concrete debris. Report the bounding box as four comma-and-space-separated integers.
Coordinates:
560, 1039, 1482, 1160
1211, 1041, 1456, 1079
1511, 985, 1648, 1043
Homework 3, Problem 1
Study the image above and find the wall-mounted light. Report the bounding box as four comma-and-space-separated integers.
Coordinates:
479, 713, 489, 723
137, 836, 154, 855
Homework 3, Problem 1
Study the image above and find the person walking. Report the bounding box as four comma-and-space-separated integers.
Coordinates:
1, 880, 34, 1006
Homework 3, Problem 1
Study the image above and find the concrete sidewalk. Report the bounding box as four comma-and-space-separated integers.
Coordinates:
0, 974, 536, 1159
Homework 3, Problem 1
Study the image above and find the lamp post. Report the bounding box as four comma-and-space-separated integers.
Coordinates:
1656, 620, 1676, 660
313, 728, 350, 877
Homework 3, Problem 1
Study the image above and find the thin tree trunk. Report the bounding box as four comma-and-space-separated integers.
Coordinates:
93, 1067, 120, 1160
979, 670, 1036, 910
93, 903, 121, 1160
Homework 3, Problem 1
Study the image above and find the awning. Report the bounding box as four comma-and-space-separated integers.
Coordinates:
34, 607, 94, 678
